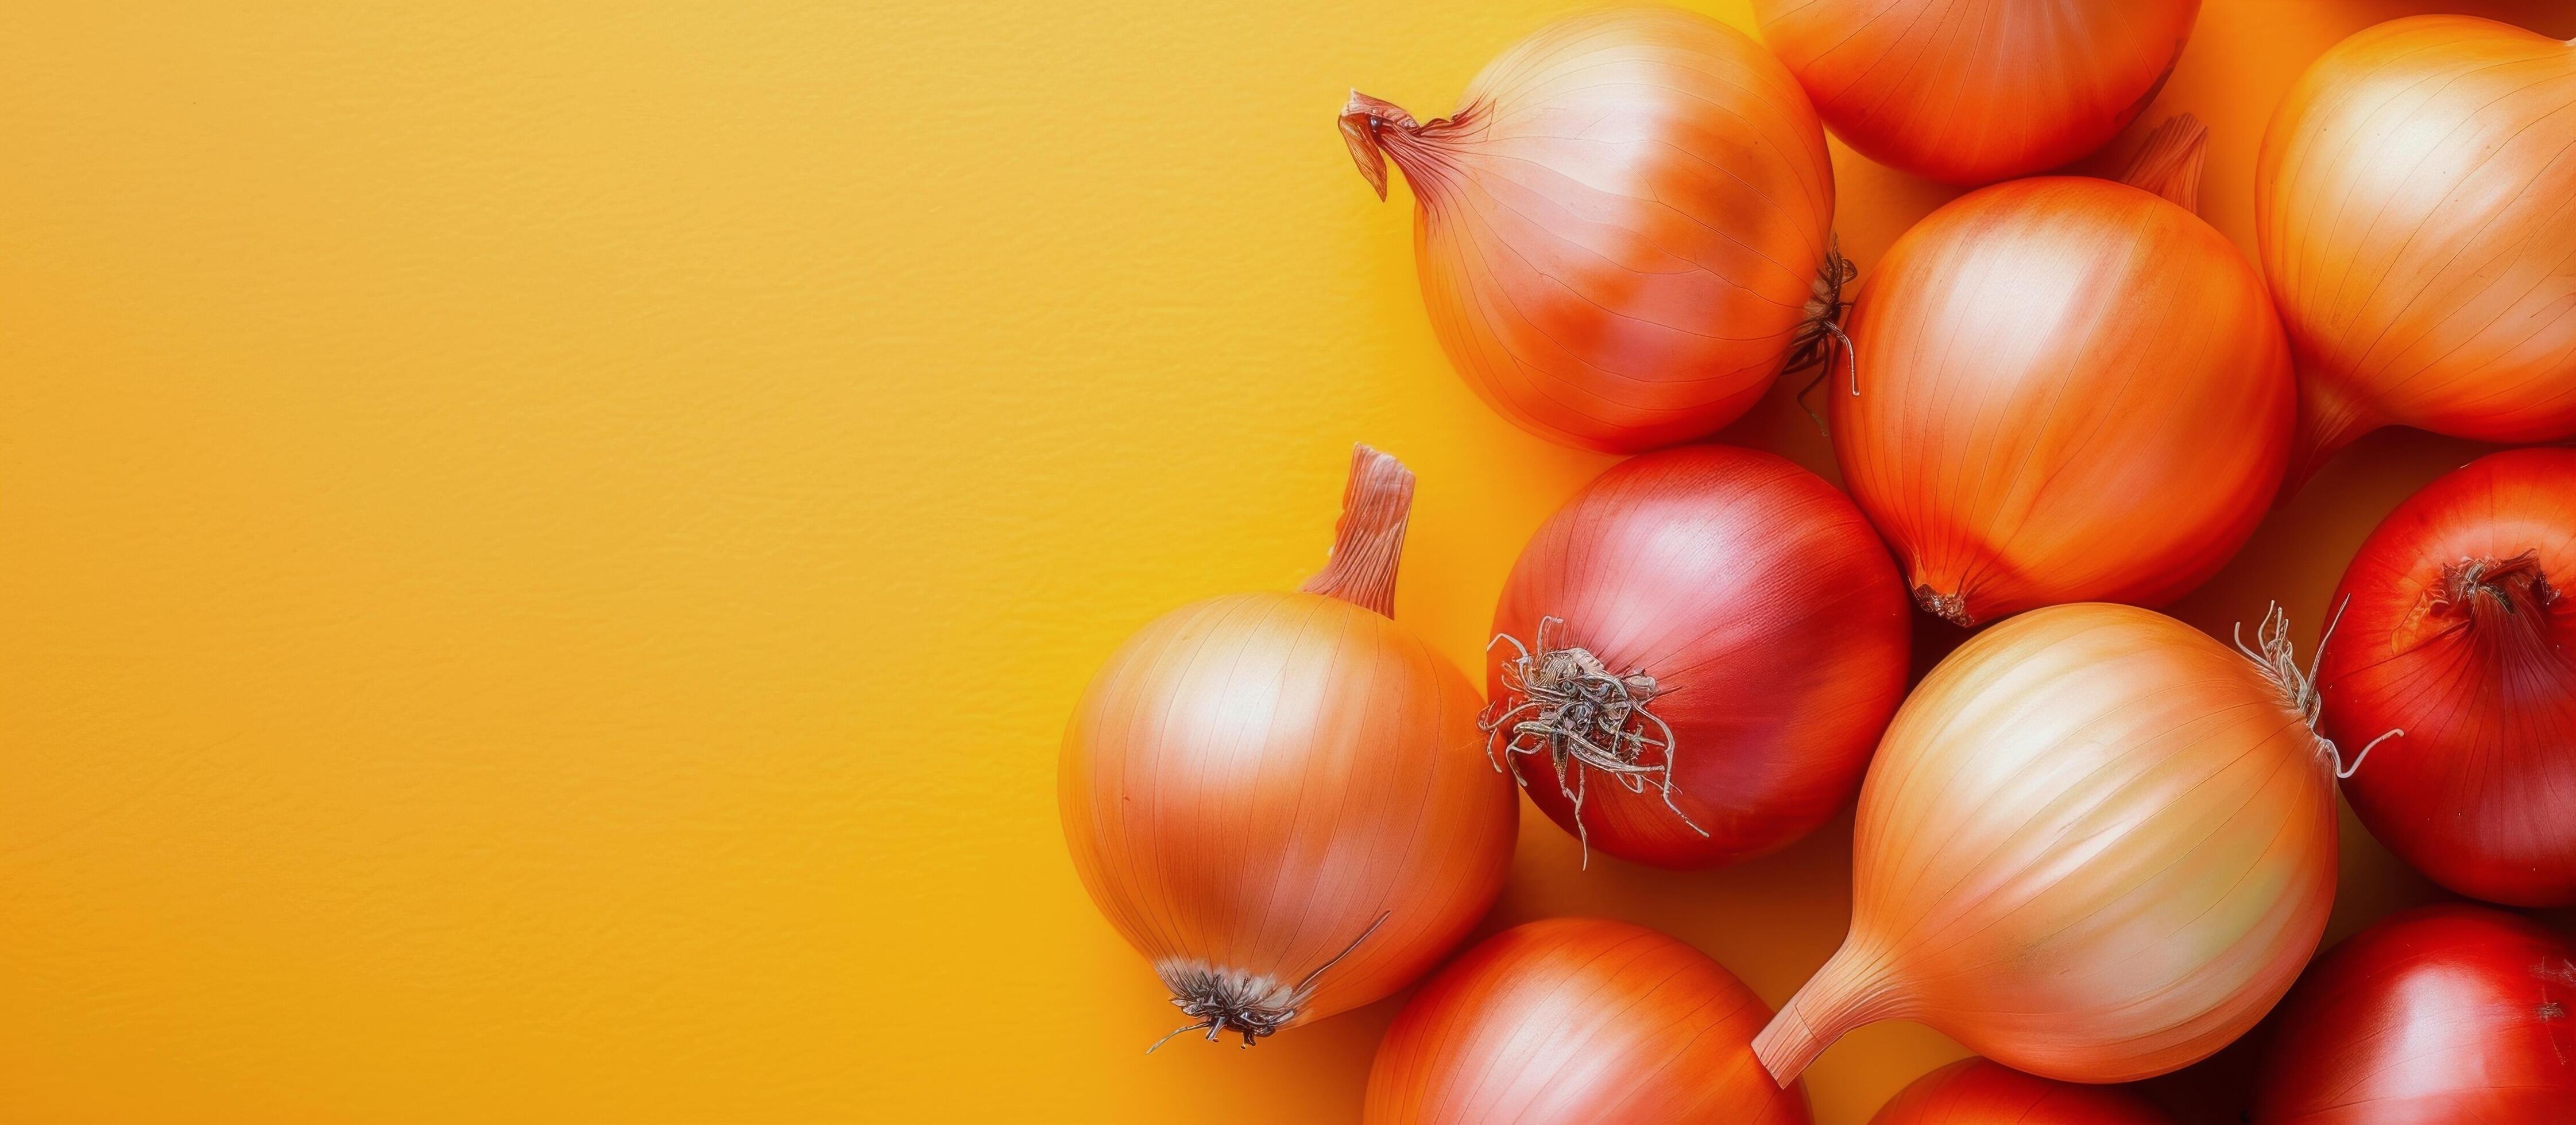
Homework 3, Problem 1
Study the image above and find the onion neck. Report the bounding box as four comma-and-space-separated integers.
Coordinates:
1299, 444, 1414, 616
2121, 114, 2209, 213
2282, 366, 2374, 501
1751, 940, 1902, 1086
1339, 90, 1466, 201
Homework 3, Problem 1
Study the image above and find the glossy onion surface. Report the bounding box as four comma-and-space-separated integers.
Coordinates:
2258, 17, 2576, 483
1365, 918, 1809, 1125
1059, 449, 1517, 1046
1343, 8, 1834, 453
1486, 445, 1909, 869
1753, 604, 2337, 1083
1831, 125, 2292, 627
2254, 903, 2576, 1124
1870, 1058, 2169, 1124
1755, 0, 2200, 185
2319, 447, 2576, 906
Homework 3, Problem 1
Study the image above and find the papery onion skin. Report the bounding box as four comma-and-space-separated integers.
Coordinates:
2253, 903, 2576, 1124
1058, 447, 1517, 1045
1364, 918, 1810, 1125
1752, 603, 2338, 1084
1343, 7, 1835, 454
1831, 117, 2292, 627
2318, 448, 2576, 907
1870, 1058, 2171, 1124
2258, 17, 2576, 485
1486, 445, 1910, 869
1754, 0, 2200, 187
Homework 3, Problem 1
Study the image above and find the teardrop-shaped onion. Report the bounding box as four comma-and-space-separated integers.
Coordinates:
1342, 7, 1836, 453
1058, 447, 1517, 1046
2318, 447, 2576, 907
1754, 0, 2201, 186
1871, 1058, 2171, 1124
1486, 445, 1910, 869
1364, 918, 1810, 1124
2257, 17, 2576, 485
1751, 603, 2341, 1084
2253, 903, 2576, 1123
1831, 117, 2293, 627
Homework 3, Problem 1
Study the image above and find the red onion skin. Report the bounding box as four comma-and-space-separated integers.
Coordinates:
2254, 903, 2576, 1124
1871, 1058, 2170, 1124
2319, 448, 2576, 907
1489, 446, 1911, 869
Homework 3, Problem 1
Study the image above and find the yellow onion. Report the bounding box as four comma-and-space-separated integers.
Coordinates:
2257, 17, 2576, 484
1752, 603, 2343, 1084
1059, 447, 1518, 1046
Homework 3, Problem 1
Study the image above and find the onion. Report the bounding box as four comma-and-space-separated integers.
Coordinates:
1058, 446, 1517, 1046
2257, 17, 2576, 484
1870, 1058, 2169, 1124
2318, 448, 2575, 906
1831, 115, 2293, 627
1751, 603, 2345, 1084
2253, 903, 2576, 1122
1364, 918, 1809, 1124
1754, 0, 2201, 187
1341, 7, 1839, 454
1484, 445, 1910, 869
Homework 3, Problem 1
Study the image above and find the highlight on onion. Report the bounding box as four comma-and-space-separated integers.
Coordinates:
1484, 445, 1910, 870
1364, 918, 1810, 1125
1751, 603, 2346, 1084
1341, 7, 1839, 454
2257, 17, 2576, 486
1754, 0, 2201, 187
2254, 903, 2576, 1123
2318, 447, 2575, 907
1058, 446, 1517, 1047
1870, 1058, 2170, 1124
1831, 115, 2293, 627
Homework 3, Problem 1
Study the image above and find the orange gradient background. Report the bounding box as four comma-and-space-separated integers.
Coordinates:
3, 2, 2570, 1122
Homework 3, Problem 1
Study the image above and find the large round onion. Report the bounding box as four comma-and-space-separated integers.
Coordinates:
2319, 447, 2575, 906
1831, 116, 2292, 626
1484, 445, 1910, 869
1755, 0, 2202, 186
1058, 447, 1517, 1046
1364, 918, 1809, 1124
1752, 603, 2341, 1084
1342, 7, 1837, 453
1870, 1058, 2169, 1124
2258, 17, 2576, 484
2254, 903, 2576, 1123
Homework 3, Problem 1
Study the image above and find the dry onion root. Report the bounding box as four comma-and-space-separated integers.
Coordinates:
1057, 446, 1517, 1048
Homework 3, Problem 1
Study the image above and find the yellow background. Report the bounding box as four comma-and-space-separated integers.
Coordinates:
5, 2, 2571, 1122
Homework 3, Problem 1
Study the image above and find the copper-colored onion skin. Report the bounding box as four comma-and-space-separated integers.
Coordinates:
1870, 1058, 2171, 1124
2258, 17, 2576, 483
1488, 445, 1909, 868
1344, 8, 1834, 453
1754, 0, 2200, 186
1364, 918, 1811, 1125
1753, 604, 2337, 1084
1059, 450, 1517, 1040
1831, 172, 2292, 627
2317, 448, 2576, 907
2254, 903, 2576, 1124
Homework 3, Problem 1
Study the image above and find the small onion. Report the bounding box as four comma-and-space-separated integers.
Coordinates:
2257, 17, 2576, 484
2319, 447, 2575, 906
1058, 447, 1517, 1046
1484, 445, 1910, 869
1753, 603, 2344, 1084
2254, 903, 2576, 1123
1831, 115, 2293, 626
1342, 7, 1839, 453
1870, 1058, 2170, 1124
1755, 0, 2202, 186
1364, 918, 1809, 1124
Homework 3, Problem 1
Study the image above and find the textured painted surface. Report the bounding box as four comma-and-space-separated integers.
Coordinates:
2, 2, 2571, 1123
